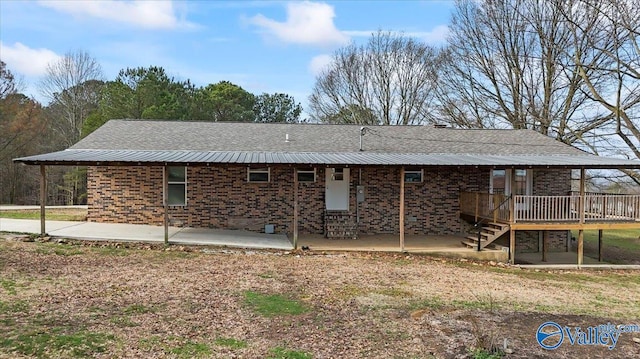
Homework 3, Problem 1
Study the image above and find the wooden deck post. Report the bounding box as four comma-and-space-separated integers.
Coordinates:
542, 230, 548, 262
509, 228, 515, 265
40, 165, 46, 236
399, 167, 405, 252
598, 229, 603, 262
577, 229, 584, 267
579, 168, 585, 224
474, 192, 479, 222
577, 168, 585, 267
163, 166, 169, 245
293, 168, 299, 250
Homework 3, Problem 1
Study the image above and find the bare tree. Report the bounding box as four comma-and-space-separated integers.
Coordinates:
39, 50, 104, 205
560, 0, 640, 184
40, 50, 104, 148
309, 31, 441, 125
435, 0, 607, 143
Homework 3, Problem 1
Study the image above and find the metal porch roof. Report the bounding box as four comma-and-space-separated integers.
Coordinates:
14, 149, 640, 169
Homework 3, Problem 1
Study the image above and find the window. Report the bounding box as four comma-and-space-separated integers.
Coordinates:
331, 168, 344, 181
404, 169, 423, 183
490, 169, 506, 194
297, 169, 316, 182
248, 167, 270, 182
167, 166, 186, 206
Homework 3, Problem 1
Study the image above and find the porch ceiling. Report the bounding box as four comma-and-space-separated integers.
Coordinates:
13, 149, 640, 169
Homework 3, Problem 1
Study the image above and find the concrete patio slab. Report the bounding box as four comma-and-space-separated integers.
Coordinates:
0, 219, 292, 250
0, 218, 85, 233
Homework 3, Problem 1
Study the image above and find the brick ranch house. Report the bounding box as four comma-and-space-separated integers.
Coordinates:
15, 120, 640, 264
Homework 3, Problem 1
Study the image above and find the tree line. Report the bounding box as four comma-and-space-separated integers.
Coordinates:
1, 57, 302, 205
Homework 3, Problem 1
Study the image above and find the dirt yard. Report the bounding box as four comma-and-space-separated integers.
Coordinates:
1, 235, 639, 358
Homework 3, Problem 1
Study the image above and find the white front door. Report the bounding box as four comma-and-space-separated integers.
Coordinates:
325, 168, 349, 210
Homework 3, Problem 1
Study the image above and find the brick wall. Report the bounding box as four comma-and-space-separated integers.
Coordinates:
87, 165, 571, 249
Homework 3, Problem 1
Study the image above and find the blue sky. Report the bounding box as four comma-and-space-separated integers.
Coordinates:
0, 0, 454, 111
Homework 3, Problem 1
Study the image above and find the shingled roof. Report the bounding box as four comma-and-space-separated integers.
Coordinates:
14, 119, 640, 168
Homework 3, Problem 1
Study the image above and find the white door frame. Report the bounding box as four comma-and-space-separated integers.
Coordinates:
325, 167, 350, 210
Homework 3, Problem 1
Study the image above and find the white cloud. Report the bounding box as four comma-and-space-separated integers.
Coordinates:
38, 0, 195, 30
344, 25, 450, 45
247, 1, 349, 47
309, 54, 332, 76
0, 42, 61, 76
414, 25, 450, 44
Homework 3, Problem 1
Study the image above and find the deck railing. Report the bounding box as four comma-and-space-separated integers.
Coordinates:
461, 192, 640, 223
459, 191, 511, 223
513, 194, 640, 222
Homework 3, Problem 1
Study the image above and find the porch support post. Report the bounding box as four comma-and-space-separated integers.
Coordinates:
39, 165, 46, 236
542, 230, 548, 262
509, 228, 515, 265
598, 229, 603, 262
509, 169, 516, 223
399, 166, 405, 252
163, 166, 169, 245
474, 192, 479, 222
579, 168, 586, 224
577, 230, 584, 267
293, 168, 299, 250
578, 168, 585, 267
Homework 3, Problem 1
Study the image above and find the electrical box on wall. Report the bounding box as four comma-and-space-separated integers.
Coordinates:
356, 185, 365, 203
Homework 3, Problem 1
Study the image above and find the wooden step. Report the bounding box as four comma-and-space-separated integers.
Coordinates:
461, 240, 479, 248
465, 235, 488, 242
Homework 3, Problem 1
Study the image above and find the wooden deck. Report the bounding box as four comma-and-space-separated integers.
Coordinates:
460, 191, 640, 265
460, 191, 640, 229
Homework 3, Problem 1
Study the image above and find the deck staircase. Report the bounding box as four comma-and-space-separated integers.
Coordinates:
462, 222, 510, 249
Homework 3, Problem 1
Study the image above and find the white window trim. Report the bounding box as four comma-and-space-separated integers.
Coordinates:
331, 168, 345, 181
404, 169, 423, 183
297, 169, 316, 182
247, 167, 270, 182
167, 166, 187, 206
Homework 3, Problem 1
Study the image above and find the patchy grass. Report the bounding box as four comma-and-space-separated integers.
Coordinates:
0, 278, 18, 295
0, 208, 87, 221
33, 243, 85, 256
123, 303, 156, 315
468, 348, 504, 359
575, 229, 640, 251
139, 336, 212, 358
244, 291, 308, 317
0, 300, 29, 314
1, 239, 639, 358
0, 329, 114, 358
214, 337, 247, 349
168, 341, 212, 358
268, 346, 313, 359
